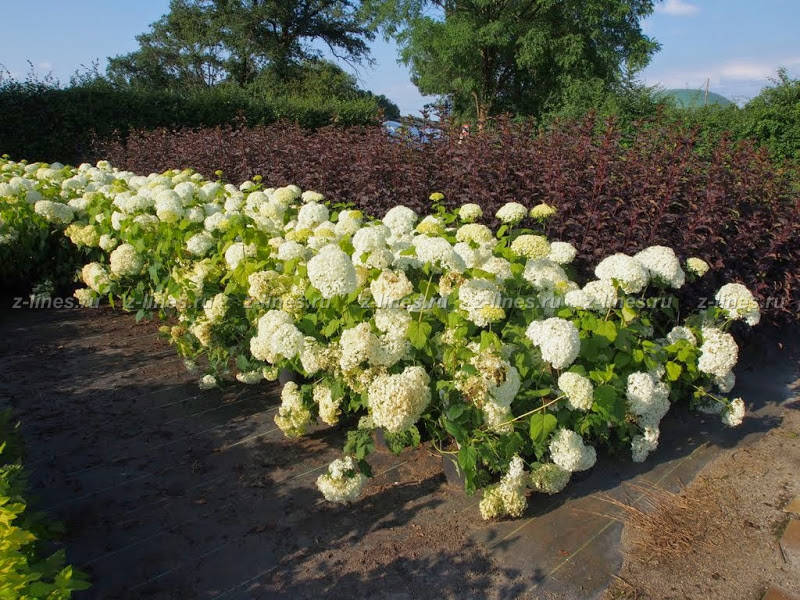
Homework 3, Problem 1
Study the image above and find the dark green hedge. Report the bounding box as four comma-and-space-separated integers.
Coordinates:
0, 82, 384, 164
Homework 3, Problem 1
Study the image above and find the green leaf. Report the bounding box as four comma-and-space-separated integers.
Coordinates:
665, 361, 683, 381
408, 320, 432, 350
594, 320, 617, 342
621, 304, 637, 323
457, 444, 478, 493
593, 385, 625, 421
529, 412, 557, 446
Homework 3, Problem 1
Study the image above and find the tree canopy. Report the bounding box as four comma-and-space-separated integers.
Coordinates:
108, 0, 375, 87
364, 0, 660, 122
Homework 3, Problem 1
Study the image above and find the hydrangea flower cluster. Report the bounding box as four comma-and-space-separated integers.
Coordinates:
0, 157, 761, 520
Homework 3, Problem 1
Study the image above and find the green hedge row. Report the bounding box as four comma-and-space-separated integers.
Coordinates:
0, 82, 384, 164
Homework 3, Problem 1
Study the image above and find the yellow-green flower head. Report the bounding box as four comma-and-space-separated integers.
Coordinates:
429, 192, 445, 202
510, 234, 550, 259
530, 203, 556, 220
686, 257, 709, 277
416, 215, 445, 236
458, 203, 483, 223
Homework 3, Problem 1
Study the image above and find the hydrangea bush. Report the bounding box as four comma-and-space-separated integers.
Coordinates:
0, 157, 761, 519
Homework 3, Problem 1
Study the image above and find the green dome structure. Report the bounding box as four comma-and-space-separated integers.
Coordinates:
659, 88, 734, 108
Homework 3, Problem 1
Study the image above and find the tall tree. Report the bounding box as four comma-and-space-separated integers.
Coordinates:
108, 0, 374, 87
364, 0, 660, 124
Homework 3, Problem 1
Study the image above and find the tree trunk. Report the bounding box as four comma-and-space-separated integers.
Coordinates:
473, 91, 489, 131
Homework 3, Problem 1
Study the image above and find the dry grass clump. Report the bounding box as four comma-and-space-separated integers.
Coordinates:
599, 479, 736, 563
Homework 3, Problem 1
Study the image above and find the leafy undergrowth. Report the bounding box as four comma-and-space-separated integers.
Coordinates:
0, 411, 90, 599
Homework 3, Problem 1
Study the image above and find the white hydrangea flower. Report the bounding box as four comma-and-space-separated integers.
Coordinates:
715, 283, 760, 326
595, 253, 649, 294
274, 381, 311, 437
368, 366, 431, 433
73, 288, 95, 307
458, 203, 483, 222
301, 190, 324, 204
565, 279, 618, 311
453, 241, 492, 269
314, 382, 341, 425
626, 371, 671, 428
334, 209, 363, 237
481, 400, 514, 434
496, 202, 527, 224
297, 201, 329, 229
299, 337, 328, 376
250, 310, 304, 362
186, 231, 215, 257
99, 234, 117, 251
530, 203, 556, 220
522, 259, 570, 291
479, 455, 528, 520
714, 371, 736, 394
204, 211, 231, 232
416, 215, 444, 236
224, 242, 256, 270
558, 372, 594, 411
277, 240, 307, 261
547, 241, 577, 265
529, 462, 571, 494
155, 191, 184, 223
383, 205, 418, 236
316, 456, 366, 504
481, 256, 513, 281
631, 426, 660, 463
549, 428, 597, 472
352, 246, 394, 270
666, 326, 697, 346
458, 279, 505, 327
235, 370, 263, 385
413, 235, 466, 272
698, 327, 739, 378
81, 262, 111, 293
526, 317, 580, 369
634, 245, 685, 288
34, 200, 74, 224
109, 243, 143, 277
203, 293, 229, 324
307, 244, 358, 299
374, 308, 412, 339
721, 397, 745, 427
352, 225, 390, 253
511, 235, 550, 259
198, 374, 217, 390
271, 186, 299, 206
339, 323, 380, 371
370, 269, 413, 307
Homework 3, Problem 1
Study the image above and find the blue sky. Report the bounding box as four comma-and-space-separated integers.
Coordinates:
1, 0, 797, 114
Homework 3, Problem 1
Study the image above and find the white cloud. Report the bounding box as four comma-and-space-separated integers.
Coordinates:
657, 0, 699, 16
37, 61, 53, 71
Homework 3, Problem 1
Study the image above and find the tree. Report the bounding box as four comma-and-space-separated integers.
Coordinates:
108, 0, 374, 87
364, 0, 660, 124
